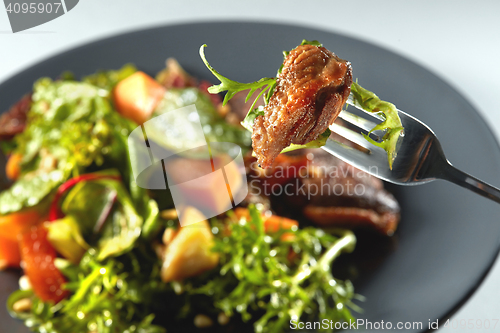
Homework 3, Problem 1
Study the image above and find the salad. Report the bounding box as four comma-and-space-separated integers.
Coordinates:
0, 42, 400, 333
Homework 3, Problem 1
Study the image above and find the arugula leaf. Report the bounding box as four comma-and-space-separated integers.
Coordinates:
241, 106, 265, 132
350, 82, 404, 169
199, 45, 277, 108
280, 128, 332, 154
300, 39, 323, 47
187, 205, 358, 333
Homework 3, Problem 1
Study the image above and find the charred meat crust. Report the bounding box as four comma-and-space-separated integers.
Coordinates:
252, 45, 352, 169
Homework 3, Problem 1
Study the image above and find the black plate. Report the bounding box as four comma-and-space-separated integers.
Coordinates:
1, 22, 500, 333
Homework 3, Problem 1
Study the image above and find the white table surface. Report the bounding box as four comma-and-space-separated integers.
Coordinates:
1, 0, 499, 331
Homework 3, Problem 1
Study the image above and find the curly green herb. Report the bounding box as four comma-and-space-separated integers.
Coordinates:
184, 205, 359, 333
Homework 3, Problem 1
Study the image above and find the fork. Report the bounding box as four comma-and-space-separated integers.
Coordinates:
322, 94, 500, 204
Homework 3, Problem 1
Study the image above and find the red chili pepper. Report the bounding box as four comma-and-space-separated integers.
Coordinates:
19, 225, 69, 303
49, 174, 121, 221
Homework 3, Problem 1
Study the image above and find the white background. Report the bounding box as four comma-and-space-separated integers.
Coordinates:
1, 0, 499, 331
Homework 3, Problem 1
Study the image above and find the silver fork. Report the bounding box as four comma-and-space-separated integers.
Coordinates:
322, 94, 500, 204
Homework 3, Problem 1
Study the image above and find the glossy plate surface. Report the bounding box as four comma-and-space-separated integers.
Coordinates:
1, 22, 499, 332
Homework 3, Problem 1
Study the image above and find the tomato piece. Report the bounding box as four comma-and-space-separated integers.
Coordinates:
113, 71, 166, 124
0, 210, 41, 241
0, 235, 21, 268
5, 153, 22, 180
19, 225, 68, 303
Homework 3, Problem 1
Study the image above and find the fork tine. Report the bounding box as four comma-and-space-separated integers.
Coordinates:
329, 122, 374, 151
338, 110, 379, 134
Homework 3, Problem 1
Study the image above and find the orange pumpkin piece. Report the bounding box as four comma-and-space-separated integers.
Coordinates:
6, 153, 22, 180
161, 207, 219, 282
0, 236, 21, 269
0, 210, 41, 241
113, 71, 166, 124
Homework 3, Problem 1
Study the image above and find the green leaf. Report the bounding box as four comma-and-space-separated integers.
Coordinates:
46, 215, 90, 264
82, 64, 137, 91
280, 128, 332, 154
350, 82, 404, 169
241, 106, 265, 132
6, 289, 34, 320
152, 87, 251, 148
300, 39, 323, 47
0, 169, 65, 215
190, 205, 358, 333
141, 199, 160, 239
61, 171, 143, 260
15, 78, 135, 174
199, 45, 276, 107
93, 179, 143, 261
62, 179, 117, 237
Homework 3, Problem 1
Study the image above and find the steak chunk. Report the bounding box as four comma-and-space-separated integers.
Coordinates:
252, 44, 352, 168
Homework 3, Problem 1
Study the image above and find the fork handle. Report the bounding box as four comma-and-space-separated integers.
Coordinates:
441, 163, 500, 204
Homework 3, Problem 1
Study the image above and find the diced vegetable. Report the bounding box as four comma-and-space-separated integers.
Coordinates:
19, 225, 69, 303
0, 236, 21, 268
164, 156, 243, 215
113, 71, 166, 124
5, 153, 22, 180
232, 207, 298, 232
161, 207, 219, 282
0, 209, 41, 241
45, 216, 89, 264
